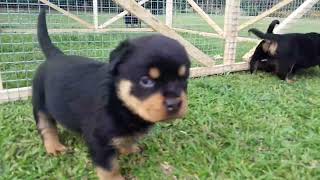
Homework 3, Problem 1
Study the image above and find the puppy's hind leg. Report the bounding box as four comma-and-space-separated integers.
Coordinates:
285, 63, 296, 83
34, 110, 67, 155
32, 72, 67, 155
275, 60, 295, 83
316, 56, 320, 68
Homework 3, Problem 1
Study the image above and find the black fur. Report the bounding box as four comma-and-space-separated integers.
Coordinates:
37, 9, 63, 58
266, 20, 280, 34
33, 8, 190, 175
249, 23, 320, 81
249, 20, 279, 74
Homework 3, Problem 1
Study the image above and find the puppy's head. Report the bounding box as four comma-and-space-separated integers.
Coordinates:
252, 59, 276, 73
109, 35, 190, 123
250, 40, 277, 73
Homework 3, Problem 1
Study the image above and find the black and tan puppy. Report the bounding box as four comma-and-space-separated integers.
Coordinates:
124, 13, 141, 28
249, 20, 279, 74
33, 9, 190, 180
249, 26, 320, 82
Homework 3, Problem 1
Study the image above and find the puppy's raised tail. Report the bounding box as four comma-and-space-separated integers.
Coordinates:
248, 28, 279, 41
37, 8, 63, 59
266, 20, 280, 33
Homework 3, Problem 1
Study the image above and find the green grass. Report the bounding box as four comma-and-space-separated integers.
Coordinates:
1, 69, 320, 179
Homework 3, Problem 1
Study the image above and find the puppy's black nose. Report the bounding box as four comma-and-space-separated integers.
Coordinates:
165, 98, 182, 113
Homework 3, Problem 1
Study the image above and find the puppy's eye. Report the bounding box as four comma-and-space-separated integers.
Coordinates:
139, 76, 155, 88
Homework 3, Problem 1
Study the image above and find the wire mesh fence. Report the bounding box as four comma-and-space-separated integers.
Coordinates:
0, 0, 151, 90
173, 0, 225, 63
239, 0, 320, 35
0, 0, 319, 102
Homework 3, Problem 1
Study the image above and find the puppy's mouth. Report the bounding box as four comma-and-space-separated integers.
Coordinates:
162, 96, 188, 122
140, 94, 188, 123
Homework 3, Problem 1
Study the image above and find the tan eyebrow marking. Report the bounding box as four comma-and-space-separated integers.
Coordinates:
178, 65, 186, 77
149, 67, 160, 79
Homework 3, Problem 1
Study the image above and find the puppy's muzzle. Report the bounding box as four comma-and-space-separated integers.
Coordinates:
165, 98, 182, 114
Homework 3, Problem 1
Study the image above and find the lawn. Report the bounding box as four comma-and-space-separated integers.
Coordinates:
1, 70, 320, 179
1, 10, 320, 179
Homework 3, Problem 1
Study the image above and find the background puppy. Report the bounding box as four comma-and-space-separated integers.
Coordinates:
33, 9, 190, 180
249, 26, 320, 82
124, 13, 141, 28
249, 20, 279, 74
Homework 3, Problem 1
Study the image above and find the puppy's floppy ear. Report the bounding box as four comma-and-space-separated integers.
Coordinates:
109, 40, 132, 75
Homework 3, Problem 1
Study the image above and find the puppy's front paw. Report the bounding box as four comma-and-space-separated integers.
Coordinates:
99, 175, 125, 180
97, 166, 125, 180
285, 78, 295, 84
99, 174, 125, 180
44, 141, 67, 156
111, 175, 125, 180
119, 144, 142, 155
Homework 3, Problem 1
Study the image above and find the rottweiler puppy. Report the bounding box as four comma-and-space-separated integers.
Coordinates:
249, 25, 320, 82
33, 8, 190, 180
249, 20, 279, 74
